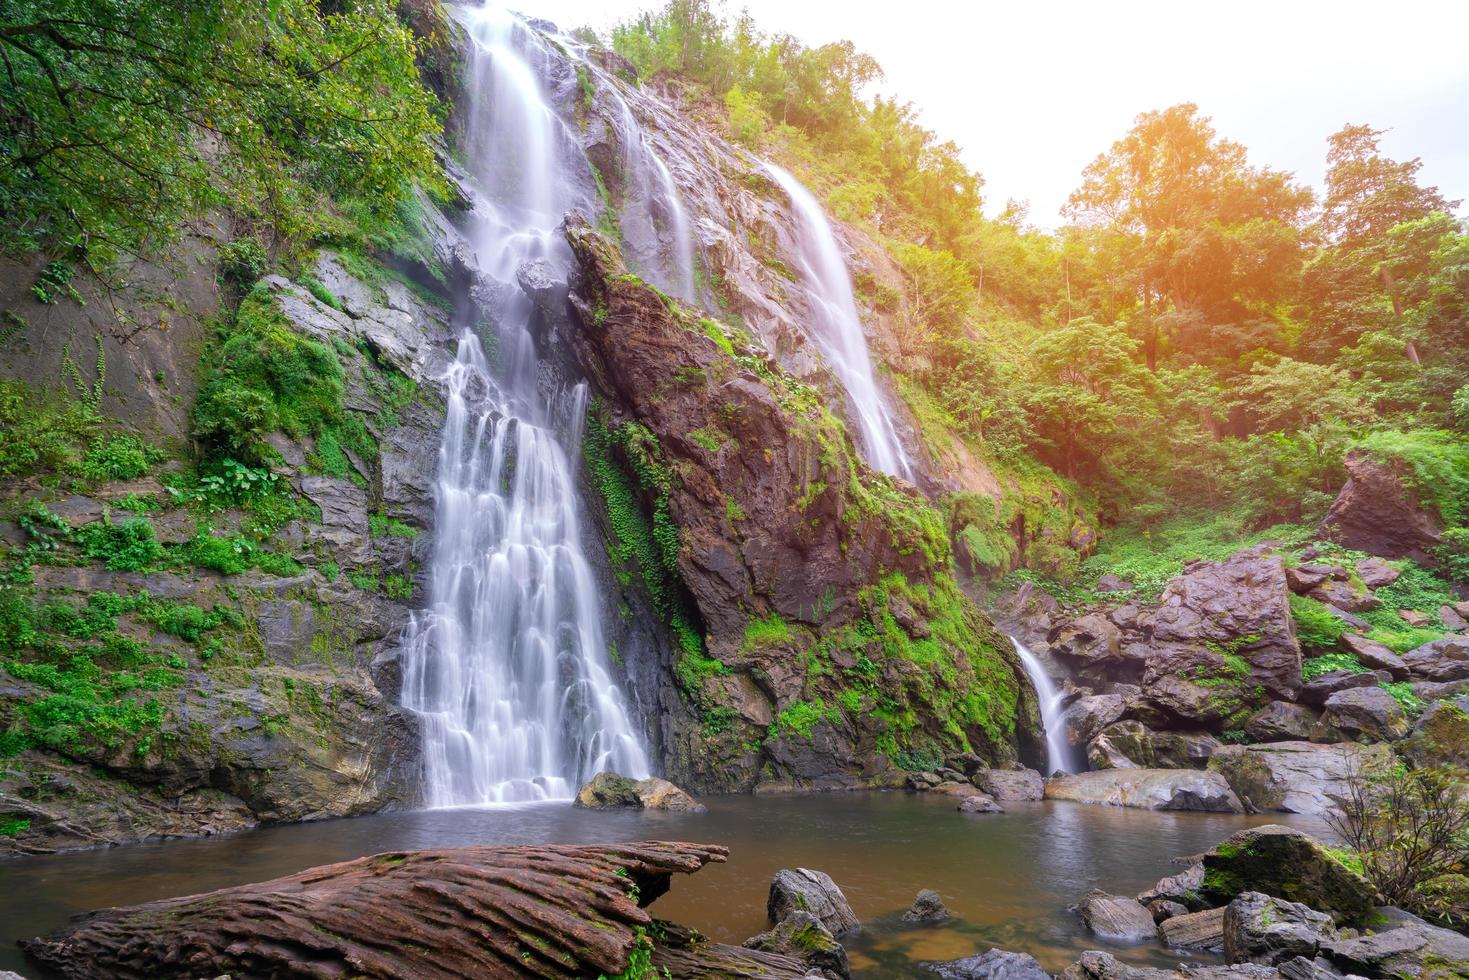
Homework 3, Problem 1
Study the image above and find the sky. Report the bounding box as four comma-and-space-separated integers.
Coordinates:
522, 0, 1469, 227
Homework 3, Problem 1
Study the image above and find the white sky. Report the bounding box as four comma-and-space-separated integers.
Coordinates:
521, 0, 1469, 227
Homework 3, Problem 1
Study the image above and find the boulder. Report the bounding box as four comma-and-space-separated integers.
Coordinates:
1400, 698, 1469, 768
1057, 950, 1282, 979
1245, 702, 1320, 742
1402, 638, 1469, 682
1315, 687, 1410, 742
20, 841, 731, 979
1148, 547, 1303, 703
925, 948, 1051, 980
1223, 891, 1335, 966
1399, 608, 1431, 627
1045, 769, 1243, 813
1286, 566, 1331, 594
1320, 450, 1443, 560
1076, 889, 1158, 942
1441, 605, 1469, 631
1354, 558, 1400, 589
1323, 922, 1469, 978
574, 772, 706, 812
1139, 862, 1207, 912
743, 910, 850, 979
958, 793, 1005, 814
1089, 721, 1220, 770
1158, 906, 1226, 951
1064, 695, 1130, 747
1337, 634, 1408, 679
767, 868, 860, 937
1299, 670, 1379, 707
974, 768, 1044, 802
1411, 678, 1469, 702
1097, 574, 1134, 593
1200, 825, 1376, 924
1147, 899, 1191, 922
1308, 582, 1379, 613
903, 888, 953, 924
1208, 741, 1394, 814
1050, 613, 1128, 677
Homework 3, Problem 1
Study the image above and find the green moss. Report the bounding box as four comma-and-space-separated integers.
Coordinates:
742, 613, 790, 650
0, 816, 32, 837
1302, 652, 1368, 680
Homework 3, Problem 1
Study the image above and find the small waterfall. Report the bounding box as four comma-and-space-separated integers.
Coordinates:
400, 3, 649, 806
762, 162, 912, 479
1010, 636, 1078, 775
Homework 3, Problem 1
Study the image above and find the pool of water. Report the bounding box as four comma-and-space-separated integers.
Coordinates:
0, 792, 1322, 976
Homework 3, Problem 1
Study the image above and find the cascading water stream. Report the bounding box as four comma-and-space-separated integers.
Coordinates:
1010, 636, 1078, 775
400, 3, 649, 806
762, 162, 913, 479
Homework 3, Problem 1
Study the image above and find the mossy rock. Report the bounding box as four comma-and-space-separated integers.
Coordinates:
1200, 824, 1376, 924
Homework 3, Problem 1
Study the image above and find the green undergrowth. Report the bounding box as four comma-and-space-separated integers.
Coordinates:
1302, 651, 1369, 681
583, 408, 718, 692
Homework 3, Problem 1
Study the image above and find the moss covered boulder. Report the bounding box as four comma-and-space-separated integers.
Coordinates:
573, 772, 706, 812
1200, 825, 1376, 924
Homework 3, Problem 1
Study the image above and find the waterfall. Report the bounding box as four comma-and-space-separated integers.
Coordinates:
762, 162, 913, 479
1010, 636, 1078, 776
400, 3, 649, 807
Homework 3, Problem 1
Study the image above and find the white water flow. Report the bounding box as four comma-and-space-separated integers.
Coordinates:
763, 162, 912, 479
607, 93, 697, 302
1010, 636, 1076, 775
400, 4, 649, 806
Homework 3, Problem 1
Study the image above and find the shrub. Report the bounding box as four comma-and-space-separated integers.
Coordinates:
188, 535, 253, 576
81, 519, 162, 572
1302, 652, 1367, 681
1290, 593, 1350, 651
218, 237, 268, 291
79, 432, 151, 481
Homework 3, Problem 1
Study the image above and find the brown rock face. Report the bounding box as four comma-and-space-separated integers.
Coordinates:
21, 841, 730, 979
561, 216, 1035, 790
1321, 450, 1443, 560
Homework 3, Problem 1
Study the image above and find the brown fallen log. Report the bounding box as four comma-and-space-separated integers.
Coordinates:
23, 840, 730, 979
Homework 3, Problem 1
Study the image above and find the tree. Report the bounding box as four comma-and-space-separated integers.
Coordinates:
1321, 124, 1459, 248
1065, 104, 1313, 369
0, 0, 441, 264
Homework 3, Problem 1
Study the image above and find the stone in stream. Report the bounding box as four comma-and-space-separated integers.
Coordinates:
1207, 741, 1394, 814
1146, 899, 1190, 922
973, 767, 1044, 801
1157, 905, 1225, 951
924, 947, 1051, 979
21, 841, 750, 979
1322, 920, 1469, 977
767, 867, 861, 937
742, 909, 850, 979
902, 888, 953, 924
1075, 889, 1157, 942
1200, 826, 1376, 924
1044, 768, 1243, 812
1057, 949, 1284, 978
958, 792, 1005, 814
1223, 891, 1336, 966
573, 771, 706, 811
1137, 862, 1207, 911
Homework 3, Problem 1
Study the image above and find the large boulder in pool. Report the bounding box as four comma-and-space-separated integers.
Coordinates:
1044, 769, 1243, 812
742, 909, 850, 979
767, 867, 861, 937
574, 771, 706, 811
1200, 825, 1376, 924
1223, 891, 1336, 966
925, 947, 1050, 979
1207, 741, 1394, 814
20, 841, 758, 979
1075, 889, 1157, 942
974, 767, 1044, 801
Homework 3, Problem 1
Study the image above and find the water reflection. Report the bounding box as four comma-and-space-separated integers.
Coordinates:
0, 793, 1323, 976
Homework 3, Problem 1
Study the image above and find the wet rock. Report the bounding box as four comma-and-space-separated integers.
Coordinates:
1337, 634, 1408, 679
1050, 614, 1135, 683
1139, 862, 1207, 912
743, 909, 850, 979
21, 841, 730, 979
1245, 702, 1320, 742
974, 768, 1044, 802
1276, 957, 1351, 980
1158, 906, 1226, 951
1308, 581, 1379, 613
1058, 949, 1285, 978
1064, 694, 1130, 746
925, 948, 1050, 980
574, 772, 706, 812
1148, 899, 1191, 922
1224, 892, 1335, 966
767, 868, 861, 937
1045, 769, 1243, 813
903, 888, 953, 924
1320, 450, 1443, 560
657, 919, 812, 977
958, 793, 1004, 814
1299, 671, 1380, 707
1200, 825, 1376, 924
1315, 687, 1409, 742
515, 257, 568, 316
1354, 558, 1400, 589
1089, 721, 1219, 770
1403, 637, 1469, 681
1323, 922, 1469, 978
1208, 741, 1394, 815
1076, 889, 1157, 942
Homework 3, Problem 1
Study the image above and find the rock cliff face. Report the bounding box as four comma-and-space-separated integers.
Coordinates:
562, 216, 1041, 790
